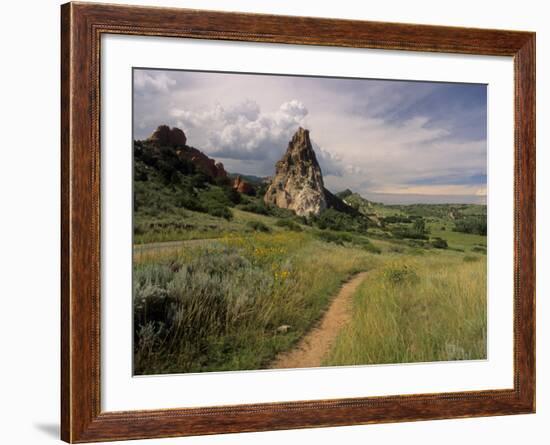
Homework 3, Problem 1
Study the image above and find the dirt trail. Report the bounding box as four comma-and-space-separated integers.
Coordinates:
271, 271, 370, 369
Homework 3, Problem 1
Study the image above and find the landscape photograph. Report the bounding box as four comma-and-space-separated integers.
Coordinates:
132, 68, 488, 376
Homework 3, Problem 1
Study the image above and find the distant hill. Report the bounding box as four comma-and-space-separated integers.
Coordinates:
228, 173, 267, 185
336, 190, 375, 214
385, 203, 487, 219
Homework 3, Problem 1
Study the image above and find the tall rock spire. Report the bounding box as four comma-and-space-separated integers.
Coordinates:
264, 127, 327, 216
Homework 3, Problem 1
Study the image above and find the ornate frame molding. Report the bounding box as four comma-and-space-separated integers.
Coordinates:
61, 2, 535, 442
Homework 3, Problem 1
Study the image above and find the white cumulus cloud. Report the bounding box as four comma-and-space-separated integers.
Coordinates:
133, 69, 486, 203
170, 99, 308, 160
134, 71, 176, 93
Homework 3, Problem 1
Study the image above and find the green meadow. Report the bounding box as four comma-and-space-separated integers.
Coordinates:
133, 201, 487, 374
133, 139, 487, 375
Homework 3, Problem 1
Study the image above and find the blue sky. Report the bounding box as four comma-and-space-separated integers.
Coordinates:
134, 69, 487, 204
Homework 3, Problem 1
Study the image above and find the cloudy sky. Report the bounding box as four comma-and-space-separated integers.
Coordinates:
133, 68, 487, 204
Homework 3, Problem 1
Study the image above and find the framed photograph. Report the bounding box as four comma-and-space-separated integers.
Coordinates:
61, 2, 535, 442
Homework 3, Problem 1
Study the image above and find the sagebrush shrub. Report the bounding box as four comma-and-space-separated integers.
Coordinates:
246, 220, 271, 232
133, 246, 277, 373
275, 219, 302, 231
383, 263, 419, 285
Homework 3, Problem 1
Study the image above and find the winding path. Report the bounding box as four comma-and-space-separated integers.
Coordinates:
271, 271, 370, 369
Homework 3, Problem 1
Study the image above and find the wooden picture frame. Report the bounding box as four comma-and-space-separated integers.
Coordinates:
61, 2, 535, 442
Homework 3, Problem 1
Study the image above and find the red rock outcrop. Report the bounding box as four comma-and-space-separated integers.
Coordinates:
169, 127, 187, 146
233, 176, 254, 195
177, 146, 228, 179
147, 125, 227, 179
148, 125, 187, 147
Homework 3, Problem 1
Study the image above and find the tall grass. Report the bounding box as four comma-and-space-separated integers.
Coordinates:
324, 254, 487, 366
134, 232, 375, 374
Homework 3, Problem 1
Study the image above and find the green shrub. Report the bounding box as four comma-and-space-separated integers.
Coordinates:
315, 230, 353, 245
201, 187, 232, 207
471, 246, 487, 254
406, 239, 429, 248
312, 208, 369, 233
454, 216, 487, 236
134, 141, 196, 186
430, 237, 448, 249
275, 219, 302, 231
224, 187, 242, 205
187, 173, 207, 189
388, 245, 405, 254
294, 215, 310, 226
175, 194, 205, 212
246, 220, 271, 232
381, 215, 412, 224
348, 234, 381, 254
361, 242, 381, 254
214, 176, 232, 187
413, 218, 427, 234
237, 201, 270, 215
383, 264, 419, 285
207, 205, 232, 220
390, 226, 429, 240
463, 255, 480, 262
315, 230, 381, 253
269, 206, 297, 219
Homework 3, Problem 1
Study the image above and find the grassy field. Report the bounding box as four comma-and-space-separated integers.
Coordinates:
133, 216, 487, 374
133, 139, 487, 374
133, 231, 377, 374
324, 251, 486, 366
429, 224, 487, 252
133, 208, 287, 244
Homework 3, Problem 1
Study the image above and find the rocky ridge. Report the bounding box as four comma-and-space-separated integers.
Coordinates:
147, 125, 227, 179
